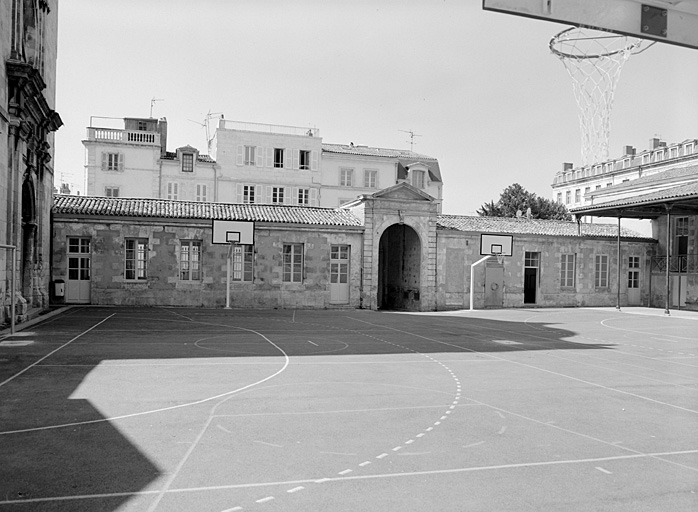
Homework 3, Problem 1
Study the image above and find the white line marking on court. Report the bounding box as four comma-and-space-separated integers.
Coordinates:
416, 433, 425, 438
315, 478, 331, 483
319, 451, 357, 456
405, 439, 414, 444
359, 461, 371, 467
256, 496, 275, 503
0, 314, 116, 389
292, 310, 296, 323
376, 453, 388, 459
498, 426, 507, 435
287, 486, 304, 493
216, 424, 232, 434
595, 466, 612, 474
338, 469, 352, 475
434, 421, 441, 426
221, 507, 243, 512
495, 411, 505, 419
426, 427, 433, 431
307, 340, 318, 346
392, 446, 402, 451
463, 441, 485, 449
254, 440, 283, 448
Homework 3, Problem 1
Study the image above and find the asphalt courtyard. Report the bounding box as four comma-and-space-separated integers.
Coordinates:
0, 306, 696, 512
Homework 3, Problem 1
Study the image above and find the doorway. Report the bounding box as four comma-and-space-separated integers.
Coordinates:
329, 244, 350, 304
378, 224, 421, 310
524, 251, 539, 304
66, 237, 91, 304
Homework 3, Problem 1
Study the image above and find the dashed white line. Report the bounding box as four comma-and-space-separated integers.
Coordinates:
338, 469, 353, 475
287, 486, 304, 493
256, 496, 275, 503
595, 467, 612, 474
392, 446, 402, 451
434, 421, 441, 426
221, 507, 243, 512
416, 433, 425, 438
376, 453, 388, 459
498, 426, 507, 435
307, 340, 318, 346
359, 461, 371, 467
405, 439, 414, 444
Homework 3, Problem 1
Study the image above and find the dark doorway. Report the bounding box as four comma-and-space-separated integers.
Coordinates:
524, 268, 537, 304
378, 224, 421, 310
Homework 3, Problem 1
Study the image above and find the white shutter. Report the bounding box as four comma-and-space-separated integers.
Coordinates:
255, 185, 262, 203
265, 185, 272, 204
257, 147, 264, 167
310, 188, 318, 206
310, 150, 318, 171
236, 145, 244, 166
292, 149, 299, 170
283, 187, 291, 204
284, 148, 291, 169
236, 183, 243, 203
266, 147, 273, 167
101, 152, 107, 171
118, 153, 124, 172
291, 187, 299, 205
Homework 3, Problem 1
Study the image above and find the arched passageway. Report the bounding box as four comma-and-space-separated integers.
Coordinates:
378, 224, 421, 310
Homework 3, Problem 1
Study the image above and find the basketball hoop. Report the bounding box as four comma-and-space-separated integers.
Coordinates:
492, 249, 504, 265
550, 27, 654, 165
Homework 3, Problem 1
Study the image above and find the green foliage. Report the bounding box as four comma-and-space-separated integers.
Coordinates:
477, 183, 572, 221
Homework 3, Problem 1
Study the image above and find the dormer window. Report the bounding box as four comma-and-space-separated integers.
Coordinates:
182, 153, 194, 172
411, 169, 425, 189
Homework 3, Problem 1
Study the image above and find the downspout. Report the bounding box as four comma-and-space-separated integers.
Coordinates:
213, 163, 218, 202
616, 216, 621, 311
157, 157, 163, 198
664, 205, 672, 315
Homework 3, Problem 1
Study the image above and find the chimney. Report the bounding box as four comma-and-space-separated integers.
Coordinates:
158, 117, 168, 157
563, 162, 574, 172
649, 137, 662, 149
623, 145, 636, 156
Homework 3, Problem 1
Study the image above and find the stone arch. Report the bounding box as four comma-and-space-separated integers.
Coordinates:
377, 223, 422, 310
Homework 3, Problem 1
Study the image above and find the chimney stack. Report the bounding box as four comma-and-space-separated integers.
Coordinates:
623, 145, 636, 156
158, 117, 168, 157
563, 162, 574, 172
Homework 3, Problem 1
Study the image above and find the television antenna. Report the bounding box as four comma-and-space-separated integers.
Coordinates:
188, 110, 223, 154
399, 129, 421, 151
150, 97, 164, 118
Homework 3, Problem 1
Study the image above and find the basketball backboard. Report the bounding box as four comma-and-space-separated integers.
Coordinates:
212, 220, 254, 245
483, 0, 698, 50
480, 234, 513, 257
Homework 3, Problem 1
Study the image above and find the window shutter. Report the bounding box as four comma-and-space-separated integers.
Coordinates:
265, 185, 272, 204
284, 148, 291, 169
101, 152, 107, 171
310, 188, 318, 206
292, 150, 299, 170
257, 147, 264, 167
283, 187, 291, 204
311, 150, 318, 171
118, 153, 124, 172
236, 145, 243, 166
236, 183, 243, 203
291, 187, 299, 205
255, 185, 262, 203
266, 147, 273, 167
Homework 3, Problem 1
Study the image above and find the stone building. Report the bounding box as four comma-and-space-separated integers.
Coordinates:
1, 0, 62, 326
51, 184, 656, 311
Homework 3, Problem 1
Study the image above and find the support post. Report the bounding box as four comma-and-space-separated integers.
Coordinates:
225, 242, 233, 309
616, 217, 621, 311
665, 208, 671, 315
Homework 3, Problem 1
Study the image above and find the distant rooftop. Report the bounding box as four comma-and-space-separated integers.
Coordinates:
218, 119, 320, 138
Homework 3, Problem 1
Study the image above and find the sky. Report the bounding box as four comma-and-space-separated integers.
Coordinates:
53, 0, 698, 215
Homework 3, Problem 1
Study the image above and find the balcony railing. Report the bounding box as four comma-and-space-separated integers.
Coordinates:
219, 120, 320, 138
86, 127, 160, 146
651, 254, 697, 273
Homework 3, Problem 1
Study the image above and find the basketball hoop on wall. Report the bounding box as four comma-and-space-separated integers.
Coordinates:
550, 27, 654, 165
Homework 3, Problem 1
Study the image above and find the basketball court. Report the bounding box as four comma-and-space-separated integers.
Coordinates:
0, 306, 696, 511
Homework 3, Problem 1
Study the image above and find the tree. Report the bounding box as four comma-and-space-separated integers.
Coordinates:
477, 183, 572, 221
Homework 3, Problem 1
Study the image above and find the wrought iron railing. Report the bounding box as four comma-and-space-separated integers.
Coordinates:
651, 254, 697, 273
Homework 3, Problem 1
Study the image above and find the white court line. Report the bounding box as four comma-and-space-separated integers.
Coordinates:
595, 466, 612, 474
0, 314, 116, 389
5, 449, 695, 506
307, 340, 318, 346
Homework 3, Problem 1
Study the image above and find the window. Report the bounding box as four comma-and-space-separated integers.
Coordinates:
364, 169, 378, 188
182, 153, 194, 172
556, 192, 562, 204
68, 238, 91, 281
607, 182, 613, 187
525, 252, 539, 268
274, 148, 284, 168
622, 158, 630, 168
684, 142, 695, 155
595, 184, 602, 190
584, 187, 590, 202
642, 154, 650, 164
244, 146, 256, 166
283, 243, 303, 282
196, 184, 207, 202
243, 185, 255, 204
298, 188, 309, 206
167, 182, 179, 200
669, 147, 678, 159
125, 238, 148, 280
628, 256, 640, 289
330, 245, 349, 285
105, 186, 119, 197
180, 240, 201, 281
340, 168, 353, 187
575, 189, 581, 203
595, 255, 609, 288
299, 150, 310, 170
675, 217, 689, 272
272, 187, 285, 204
654, 150, 664, 162
232, 245, 254, 282
137, 121, 148, 131
560, 254, 575, 287
102, 152, 123, 172
412, 170, 426, 189
565, 190, 571, 204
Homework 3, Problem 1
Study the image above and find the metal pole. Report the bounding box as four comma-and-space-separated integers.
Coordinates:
665, 208, 671, 315
225, 243, 232, 309
470, 255, 492, 311
616, 217, 621, 311
0, 244, 16, 334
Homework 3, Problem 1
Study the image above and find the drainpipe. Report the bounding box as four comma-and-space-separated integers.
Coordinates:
157, 157, 163, 198
664, 205, 672, 315
616, 216, 621, 311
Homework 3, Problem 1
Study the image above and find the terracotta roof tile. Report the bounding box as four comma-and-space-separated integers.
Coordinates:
53, 195, 363, 227
573, 180, 698, 213
436, 215, 653, 240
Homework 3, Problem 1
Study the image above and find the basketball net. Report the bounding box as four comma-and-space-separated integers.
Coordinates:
550, 27, 654, 165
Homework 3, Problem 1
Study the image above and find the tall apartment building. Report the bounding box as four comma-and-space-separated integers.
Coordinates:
2, 0, 62, 325
83, 118, 443, 211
